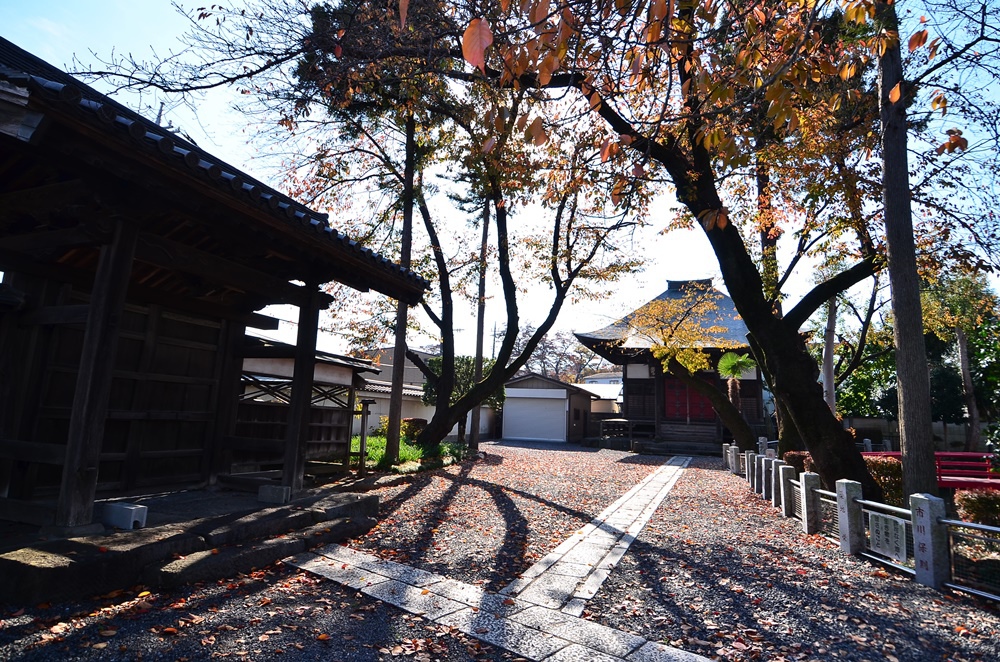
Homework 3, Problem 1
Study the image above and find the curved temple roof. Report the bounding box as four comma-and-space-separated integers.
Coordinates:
575, 279, 749, 363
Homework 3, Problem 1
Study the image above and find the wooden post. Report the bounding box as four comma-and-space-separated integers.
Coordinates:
282, 284, 321, 492
55, 220, 137, 529
209, 319, 246, 484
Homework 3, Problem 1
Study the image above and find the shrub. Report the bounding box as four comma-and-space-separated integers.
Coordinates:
864, 455, 904, 508
782, 451, 813, 475
371, 415, 389, 437
955, 489, 1000, 528
401, 418, 428, 442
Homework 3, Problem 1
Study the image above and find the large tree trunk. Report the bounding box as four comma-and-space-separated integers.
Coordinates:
957, 328, 981, 451
775, 396, 805, 455
667, 359, 755, 450
877, 0, 937, 497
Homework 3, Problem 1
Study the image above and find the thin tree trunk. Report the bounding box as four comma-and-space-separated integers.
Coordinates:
823, 297, 837, 413
957, 328, 981, 451
877, 1, 937, 497
385, 115, 416, 465
667, 359, 755, 450
469, 203, 490, 452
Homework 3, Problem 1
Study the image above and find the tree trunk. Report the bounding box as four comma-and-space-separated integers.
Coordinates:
668, 359, 755, 450
775, 396, 805, 455
385, 115, 416, 465
957, 328, 981, 451
877, 0, 937, 497
823, 297, 837, 413
469, 203, 490, 453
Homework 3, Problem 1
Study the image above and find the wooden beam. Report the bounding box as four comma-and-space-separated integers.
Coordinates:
133, 233, 333, 308
55, 218, 137, 528
0, 439, 65, 465
0, 249, 279, 330
17, 305, 89, 326
0, 179, 91, 223
0, 227, 106, 255
282, 285, 321, 492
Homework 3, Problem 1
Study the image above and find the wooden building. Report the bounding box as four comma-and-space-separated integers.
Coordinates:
575, 280, 764, 452
0, 38, 428, 530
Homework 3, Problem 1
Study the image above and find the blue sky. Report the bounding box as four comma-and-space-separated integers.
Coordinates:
2, 2, 731, 353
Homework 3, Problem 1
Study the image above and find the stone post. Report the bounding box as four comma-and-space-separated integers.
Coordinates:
744, 451, 754, 482
762, 458, 774, 501
722, 443, 730, 470
771, 460, 786, 508
863, 438, 873, 452
800, 472, 822, 534
836, 479, 865, 554
910, 493, 949, 589
758, 437, 768, 455
779, 465, 797, 518
730, 446, 740, 475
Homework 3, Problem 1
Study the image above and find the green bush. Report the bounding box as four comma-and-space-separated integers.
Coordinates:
350, 433, 463, 472
401, 418, 428, 442
371, 416, 389, 437
955, 489, 1000, 527
864, 455, 904, 508
782, 451, 813, 475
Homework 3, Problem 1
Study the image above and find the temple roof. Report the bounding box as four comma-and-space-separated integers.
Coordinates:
575, 279, 749, 363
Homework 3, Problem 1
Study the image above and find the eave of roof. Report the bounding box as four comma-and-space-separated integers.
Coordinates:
0, 37, 430, 304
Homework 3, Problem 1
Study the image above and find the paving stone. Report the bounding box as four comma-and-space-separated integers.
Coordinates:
316, 546, 446, 587
428, 579, 532, 617
543, 642, 626, 662
574, 567, 611, 600
600, 544, 630, 570
561, 598, 587, 617
562, 542, 614, 566
547, 561, 593, 578
520, 551, 562, 579
499, 576, 531, 596
437, 607, 569, 660
517, 572, 582, 608
510, 606, 646, 658
362, 579, 466, 620
286, 555, 389, 590
626, 641, 710, 661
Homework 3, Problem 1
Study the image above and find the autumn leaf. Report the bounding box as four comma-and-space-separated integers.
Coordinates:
888, 82, 902, 104
399, 0, 409, 29
462, 19, 493, 73
317, 633, 331, 640
908, 29, 928, 52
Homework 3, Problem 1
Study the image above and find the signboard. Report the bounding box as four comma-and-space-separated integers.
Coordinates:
868, 512, 907, 563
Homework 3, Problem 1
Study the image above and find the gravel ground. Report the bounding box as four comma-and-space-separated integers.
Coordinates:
2, 444, 998, 661
587, 457, 1000, 662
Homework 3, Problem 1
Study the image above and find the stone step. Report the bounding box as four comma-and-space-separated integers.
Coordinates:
0, 492, 378, 605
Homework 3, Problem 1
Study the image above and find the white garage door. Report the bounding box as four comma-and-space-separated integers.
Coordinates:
503, 397, 567, 442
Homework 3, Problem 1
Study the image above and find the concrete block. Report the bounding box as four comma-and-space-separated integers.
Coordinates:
911, 493, 949, 589
362, 579, 466, 620
627, 640, 711, 661
147, 536, 306, 588
779, 465, 797, 518
258, 485, 291, 504
800, 472, 822, 534
546, 643, 624, 662
101, 502, 148, 530
771, 459, 785, 509
836, 479, 865, 554
517, 572, 582, 608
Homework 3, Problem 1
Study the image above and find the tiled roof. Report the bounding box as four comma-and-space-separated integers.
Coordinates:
0, 37, 430, 302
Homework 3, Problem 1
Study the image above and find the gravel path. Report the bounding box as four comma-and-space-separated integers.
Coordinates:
2, 444, 998, 661
587, 457, 1000, 662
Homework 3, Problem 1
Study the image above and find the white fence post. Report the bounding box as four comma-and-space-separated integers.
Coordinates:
779, 465, 796, 517
744, 451, 755, 482
910, 493, 949, 589
762, 458, 774, 501
753, 455, 763, 494
836, 479, 865, 554
722, 443, 730, 470
771, 459, 785, 508
730, 446, 741, 475
800, 472, 822, 534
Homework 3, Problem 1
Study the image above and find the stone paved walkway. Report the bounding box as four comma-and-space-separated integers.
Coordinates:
286, 456, 705, 661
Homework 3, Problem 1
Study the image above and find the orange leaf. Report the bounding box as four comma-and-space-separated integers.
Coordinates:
888, 82, 901, 104
462, 19, 494, 73
399, 0, 409, 29
162, 627, 178, 635
908, 29, 928, 52
317, 633, 331, 641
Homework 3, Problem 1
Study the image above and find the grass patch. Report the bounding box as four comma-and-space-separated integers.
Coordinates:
351, 435, 467, 473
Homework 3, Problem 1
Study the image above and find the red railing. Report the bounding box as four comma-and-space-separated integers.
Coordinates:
862, 451, 999, 490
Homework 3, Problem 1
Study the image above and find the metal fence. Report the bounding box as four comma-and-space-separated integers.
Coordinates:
789, 479, 802, 519
943, 519, 1000, 601
856, 500, 915, 575
815, 488, 840, 542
